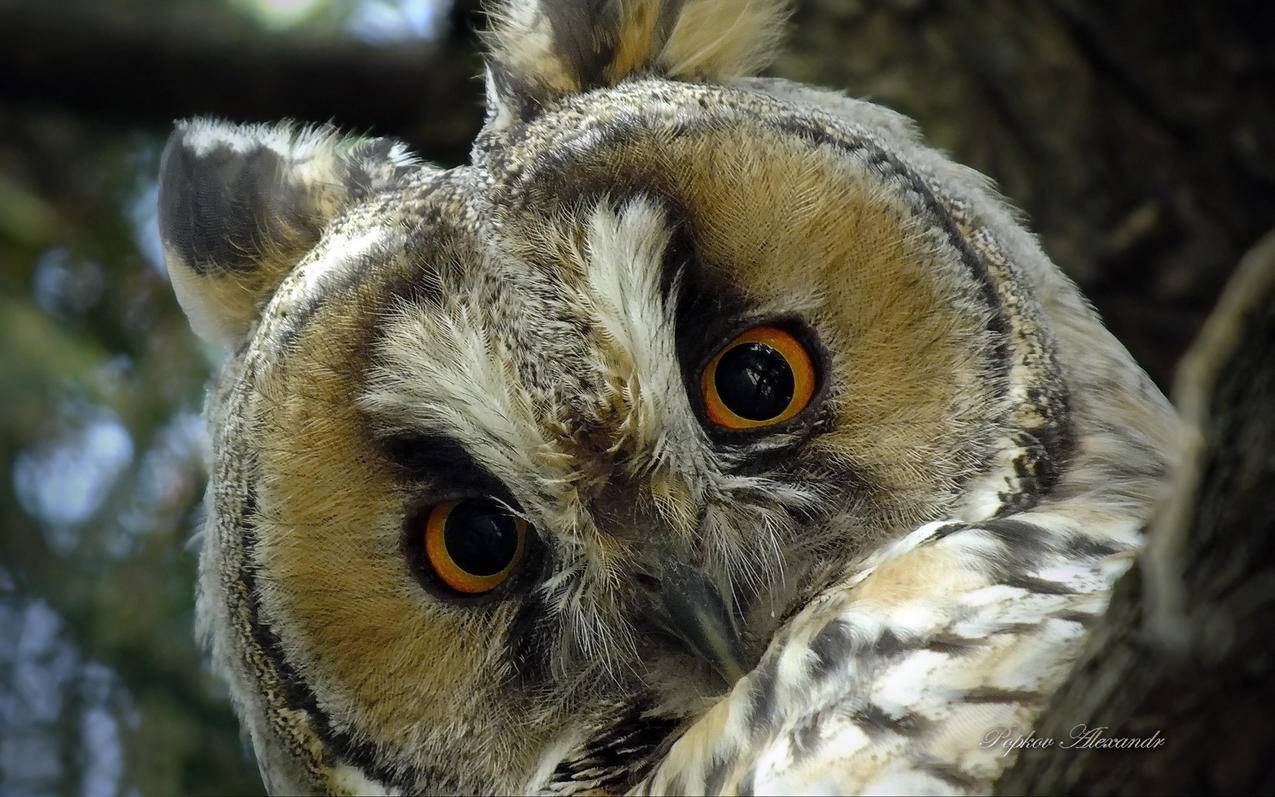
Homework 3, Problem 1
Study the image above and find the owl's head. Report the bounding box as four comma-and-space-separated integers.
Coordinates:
161, 0, 1078, 793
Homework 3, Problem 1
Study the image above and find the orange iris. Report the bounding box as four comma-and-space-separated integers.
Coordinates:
424, 499, 528, 594
700, 325, 816, 429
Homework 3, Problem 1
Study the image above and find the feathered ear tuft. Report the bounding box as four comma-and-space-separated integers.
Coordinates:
481, 0, 789, 130
157, 118, 419, 347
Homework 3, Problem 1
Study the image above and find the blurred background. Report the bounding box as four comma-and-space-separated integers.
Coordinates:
0, 1, 1270, 795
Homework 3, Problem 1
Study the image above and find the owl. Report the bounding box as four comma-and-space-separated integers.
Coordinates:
157, 0, 1181, 794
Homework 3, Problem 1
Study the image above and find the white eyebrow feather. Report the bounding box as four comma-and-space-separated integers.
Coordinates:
580, 198, 688, 459
359, 298, 565, 507
576, 196, 752, 498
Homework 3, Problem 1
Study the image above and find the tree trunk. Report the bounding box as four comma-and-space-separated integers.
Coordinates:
997, 230, 1275, 794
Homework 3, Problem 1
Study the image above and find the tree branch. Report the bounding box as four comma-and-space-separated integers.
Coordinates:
0, 0, 485, 165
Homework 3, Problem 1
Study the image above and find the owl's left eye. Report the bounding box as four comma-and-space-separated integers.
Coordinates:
422, 498, 528, 595
700, 325, 817, 430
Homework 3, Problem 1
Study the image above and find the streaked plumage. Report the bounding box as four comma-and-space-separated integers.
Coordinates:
157, 1, 1180, 793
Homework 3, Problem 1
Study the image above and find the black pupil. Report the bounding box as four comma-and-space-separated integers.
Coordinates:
444, 500, 519, 577
714, 341, 795, 421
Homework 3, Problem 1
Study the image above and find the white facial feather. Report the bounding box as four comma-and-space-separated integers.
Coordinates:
578, 199, 718, 485
360, 300, 562, 513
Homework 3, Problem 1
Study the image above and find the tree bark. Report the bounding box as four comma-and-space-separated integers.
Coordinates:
997, 230, 1275, 794
778, 0, 1275, 390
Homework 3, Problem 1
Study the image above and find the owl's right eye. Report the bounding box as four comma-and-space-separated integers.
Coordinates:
422, 498, 528, 595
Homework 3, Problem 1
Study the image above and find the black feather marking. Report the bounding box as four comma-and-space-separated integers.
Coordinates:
921, 760, 979, 791
541, 0, 621, 89
924, 632, 985, 655
852, 704, 927, 738
873, 628, 907, 657
1002, 574, 1076, 595
1064, 533, 1124, 559
808, 620, 854, 681
1051, 609, 1096, 626
702, 754, 731, 796
548, 700, 680, 793
748, 654, 782, 736
158, 134, 308, 274
960, 686, 1043, 705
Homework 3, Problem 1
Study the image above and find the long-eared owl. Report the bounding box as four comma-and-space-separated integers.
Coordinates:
157, 0, 1181, 793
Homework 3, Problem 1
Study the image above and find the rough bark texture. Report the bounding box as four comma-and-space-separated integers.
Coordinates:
777, 0, 1275, 390
997, 231, 1275, 794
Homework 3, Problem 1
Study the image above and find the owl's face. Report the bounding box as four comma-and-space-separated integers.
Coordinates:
161, 1, 1073, 793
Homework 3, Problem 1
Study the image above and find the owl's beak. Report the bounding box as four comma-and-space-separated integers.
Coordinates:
641, 559, 750, 686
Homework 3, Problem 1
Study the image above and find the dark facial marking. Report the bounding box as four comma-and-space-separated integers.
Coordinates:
237, 487, 455, 793
504, 578, 555, 685
380, 433, 508, 493
158, 138, 311, 274
548, 700, 680, 793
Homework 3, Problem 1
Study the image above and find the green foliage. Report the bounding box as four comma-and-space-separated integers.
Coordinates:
0, 49, 262, 797
1, 3, 462, 792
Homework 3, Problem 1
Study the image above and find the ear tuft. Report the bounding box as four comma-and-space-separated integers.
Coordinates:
659, 0, 788, 80
158, 118, 419, 347
482, 0, 788, 128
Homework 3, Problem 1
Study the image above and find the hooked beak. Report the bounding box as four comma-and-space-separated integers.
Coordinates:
640, 558, 750, 685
